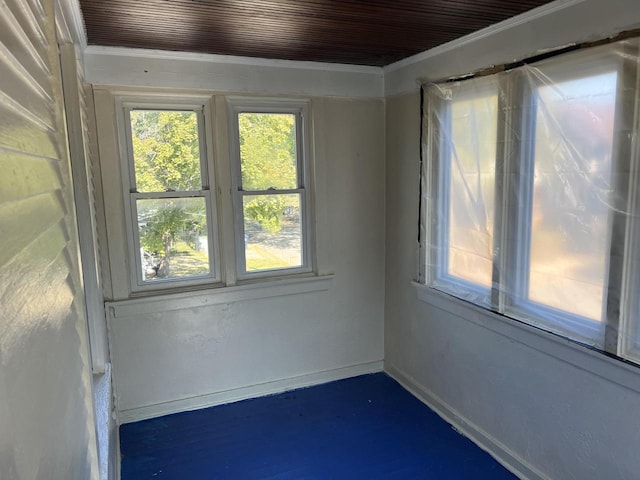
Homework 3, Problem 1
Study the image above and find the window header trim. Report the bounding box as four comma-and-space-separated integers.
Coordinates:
420, 28, 640, 86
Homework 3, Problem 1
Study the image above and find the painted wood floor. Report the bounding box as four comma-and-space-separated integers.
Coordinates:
120, 373, 516, 479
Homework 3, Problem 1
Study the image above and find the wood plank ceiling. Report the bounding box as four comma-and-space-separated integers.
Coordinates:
79, 0, 555, 67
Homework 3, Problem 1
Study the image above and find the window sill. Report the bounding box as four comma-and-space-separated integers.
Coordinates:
106, 274, 334, 318
413, 281, 640, 393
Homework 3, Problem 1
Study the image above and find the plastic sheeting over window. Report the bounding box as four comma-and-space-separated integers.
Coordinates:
420, 38, 640, 365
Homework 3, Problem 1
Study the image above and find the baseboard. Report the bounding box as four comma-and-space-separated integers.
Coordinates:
385, 363, 550, 480
118, 360, 384, 424
111, 425, 120, 480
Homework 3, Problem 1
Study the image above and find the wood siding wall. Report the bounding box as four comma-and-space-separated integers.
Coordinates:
0, 0, 98, 478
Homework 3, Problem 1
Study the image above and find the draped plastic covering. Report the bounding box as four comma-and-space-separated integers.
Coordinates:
421, 38, 640, 364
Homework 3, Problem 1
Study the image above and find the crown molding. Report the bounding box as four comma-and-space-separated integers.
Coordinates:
55, 0, 87, 48
83, 46, 384, 98
83, 46, 382, 75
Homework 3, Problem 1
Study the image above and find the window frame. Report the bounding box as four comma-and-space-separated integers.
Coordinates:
615, 41, 640, 363
115, 95, 222, 292
422, 40, 640, 360
227, 97, 314, 281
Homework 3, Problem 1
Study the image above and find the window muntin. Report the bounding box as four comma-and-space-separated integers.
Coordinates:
120, 103, 219, 289
423, 39, 639, 360
229, 101, 312, 279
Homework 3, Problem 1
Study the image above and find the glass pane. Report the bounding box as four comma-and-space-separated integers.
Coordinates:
238, 113, 298, 190
528, 71, 617, 321
243, 194, 302, 272
446, 92, 498, 288
130, 110, 202, 192
137, 197, 209, 281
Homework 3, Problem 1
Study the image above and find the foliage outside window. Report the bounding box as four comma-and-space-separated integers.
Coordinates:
422, 38, 640, 366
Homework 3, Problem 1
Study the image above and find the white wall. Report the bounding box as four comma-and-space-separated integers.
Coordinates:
384, 1, 640, 479
90, 78, 386, 421
0, 0, 98, 478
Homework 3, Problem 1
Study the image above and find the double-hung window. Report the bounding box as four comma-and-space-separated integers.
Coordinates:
115, 95, 314, 293
421, 38, 640, 364
118, 98, 220, 291
228, 98, 313, 279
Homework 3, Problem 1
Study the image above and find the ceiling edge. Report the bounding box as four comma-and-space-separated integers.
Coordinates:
383, 0, 585, 74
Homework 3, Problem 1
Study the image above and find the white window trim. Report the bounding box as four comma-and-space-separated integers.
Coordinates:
618, 50, 640, 365
115, 95, 223, 292
59, 44, 108, 373
227, 97, 315, 280
106, 274, 333, 318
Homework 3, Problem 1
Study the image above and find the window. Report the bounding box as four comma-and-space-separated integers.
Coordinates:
228, 99, 313, 279
118, 99, 220, 290
509, 65, 618, 336
116, 95, 314, 292
430, 78, 499, 305
422, 38, 640, 364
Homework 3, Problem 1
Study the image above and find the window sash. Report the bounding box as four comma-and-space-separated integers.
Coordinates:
130, 191, 218, 287
227, 98, 313, 280
235, 191, 310, 277
117, 96, 222, 291
430, 79, 500, 307
506, 54, 628, 347
236, 111, 305, 192
123, 104, 211, 193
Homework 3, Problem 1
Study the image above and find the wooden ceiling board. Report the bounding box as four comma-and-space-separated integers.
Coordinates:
79, 0, 555, 66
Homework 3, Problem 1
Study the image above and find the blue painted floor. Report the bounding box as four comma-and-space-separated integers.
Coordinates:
120, 373, 516, 479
